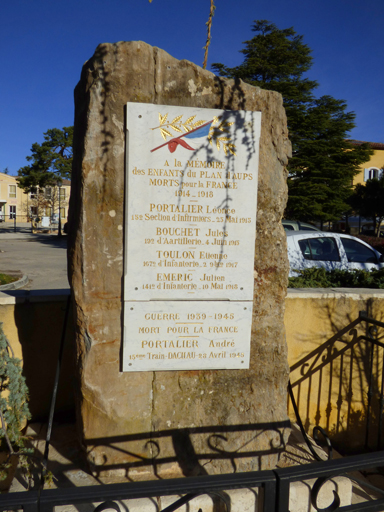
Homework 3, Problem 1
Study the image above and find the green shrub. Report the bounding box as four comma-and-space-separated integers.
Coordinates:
288, 267, 384, 288
0, 323, 31, 481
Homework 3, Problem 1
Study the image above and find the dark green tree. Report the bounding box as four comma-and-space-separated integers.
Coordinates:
349, 176, 384, 236
287, 95, 372, 223
212, 20, 372, 223
17, 127, 73, 192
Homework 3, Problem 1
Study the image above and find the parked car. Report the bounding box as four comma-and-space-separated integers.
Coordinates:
282, 220, 320, 232
360, 224, 384, 238
333, 216, 384, 236
286, 231, 384, 277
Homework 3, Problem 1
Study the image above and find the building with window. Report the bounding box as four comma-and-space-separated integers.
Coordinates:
27, 180, 70, 222
0, 173, 71, 223
0, 173, 24, 221
350, 141, 384, 185
336, 141, 384, 234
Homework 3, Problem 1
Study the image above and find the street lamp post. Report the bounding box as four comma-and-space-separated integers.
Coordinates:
58, 181, 62, 237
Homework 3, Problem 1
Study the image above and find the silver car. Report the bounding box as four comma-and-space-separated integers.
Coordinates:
282, 220, 320, 232
286, 231, 384, 277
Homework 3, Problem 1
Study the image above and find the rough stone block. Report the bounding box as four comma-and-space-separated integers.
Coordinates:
68, 41, 291, 479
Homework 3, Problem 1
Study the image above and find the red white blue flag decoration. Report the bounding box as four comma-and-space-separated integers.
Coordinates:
151, 113, 236, 155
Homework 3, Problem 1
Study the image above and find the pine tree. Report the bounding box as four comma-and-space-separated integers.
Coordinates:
349, 177, 384, 236
17, 127, 73, 192
212, 20, 372, 222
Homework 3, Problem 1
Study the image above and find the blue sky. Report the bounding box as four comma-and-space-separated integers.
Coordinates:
1, 0, 383, 175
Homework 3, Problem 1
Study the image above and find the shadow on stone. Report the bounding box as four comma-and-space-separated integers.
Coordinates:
82, 420, 290, 481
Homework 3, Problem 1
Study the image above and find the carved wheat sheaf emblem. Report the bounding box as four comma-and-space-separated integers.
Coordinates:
151, 113, 236, 155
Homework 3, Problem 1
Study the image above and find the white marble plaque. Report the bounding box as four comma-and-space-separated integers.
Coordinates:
123, 103, 260, 371
123, 301, 252, 372
124, 103, 261, 301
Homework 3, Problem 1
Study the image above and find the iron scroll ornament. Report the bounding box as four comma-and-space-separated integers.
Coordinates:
288, 381, 334, 462
94, 501, 121, 512
311, 478, 340, 512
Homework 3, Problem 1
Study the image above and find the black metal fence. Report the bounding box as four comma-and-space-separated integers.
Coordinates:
289, 312, 384, 454
0, 216, 64, 234
2, 450, 384, 511
3, 311, 384, 511
0, 216, 31, 233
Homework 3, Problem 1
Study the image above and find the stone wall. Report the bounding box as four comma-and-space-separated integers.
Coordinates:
68, 41, 291, 480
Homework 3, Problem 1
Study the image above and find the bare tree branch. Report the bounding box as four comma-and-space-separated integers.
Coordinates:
203, 0, 215, 69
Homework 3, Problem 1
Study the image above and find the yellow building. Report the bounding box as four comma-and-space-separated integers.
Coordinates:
334, 141, 384, 234
0, 172, 71, 223
27, 179, 71, 223
0, 173, 25, 221
350, 140, 384, 186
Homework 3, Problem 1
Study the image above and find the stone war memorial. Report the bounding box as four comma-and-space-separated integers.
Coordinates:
67, 41, 292, 480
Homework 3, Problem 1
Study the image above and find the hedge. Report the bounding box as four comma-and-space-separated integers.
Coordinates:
288, 267, 384, 289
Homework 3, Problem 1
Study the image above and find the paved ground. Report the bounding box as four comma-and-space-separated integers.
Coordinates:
0, 224, 68, 291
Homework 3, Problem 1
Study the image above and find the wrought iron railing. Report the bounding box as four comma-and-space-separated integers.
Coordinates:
2, 308, 384, 511
2, 450, 384, 511
289, 312, 384, 454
